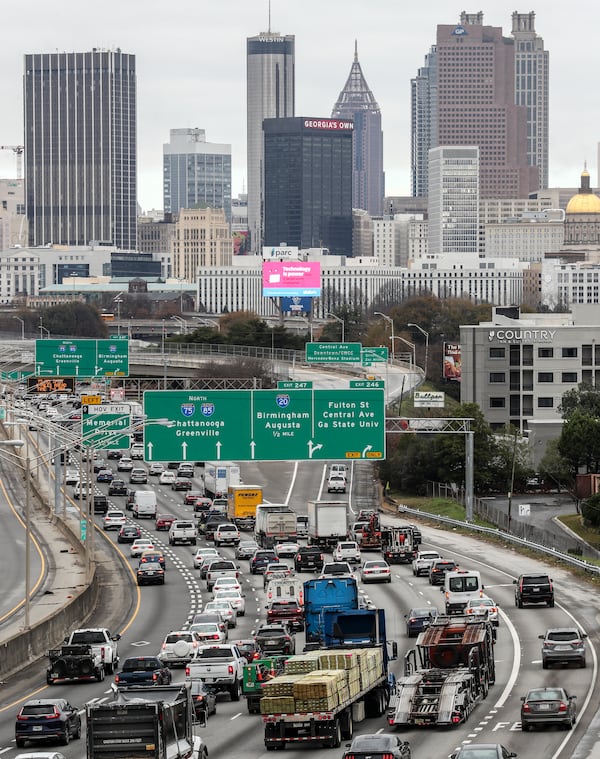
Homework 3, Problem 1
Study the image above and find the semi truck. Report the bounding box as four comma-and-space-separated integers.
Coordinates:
254, 504, 297, 548
304, 576, 359, 646
227, 485, 263, 530
86, 683, 204, 759
261, 608, 397, 750
387, 614, 496, 728
204, 461, 240, 498
307, 500, 348, 549
381, 526, 416, 564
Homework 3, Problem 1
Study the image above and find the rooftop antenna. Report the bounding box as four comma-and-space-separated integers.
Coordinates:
268, 0, 271, 33
354, 39, 358, 62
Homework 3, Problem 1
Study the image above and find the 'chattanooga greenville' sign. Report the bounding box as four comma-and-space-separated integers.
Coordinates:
488, 329, 557, 343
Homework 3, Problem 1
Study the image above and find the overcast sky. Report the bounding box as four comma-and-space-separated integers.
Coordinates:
0, 1, 597, 211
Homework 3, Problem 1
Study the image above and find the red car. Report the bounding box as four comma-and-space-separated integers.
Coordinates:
155, 513, 177, 531
185, 491, 205, 505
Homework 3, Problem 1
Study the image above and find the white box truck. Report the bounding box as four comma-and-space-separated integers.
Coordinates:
307, 500, 348, 549
254, 504, 297, 548
204, 461, 241, 498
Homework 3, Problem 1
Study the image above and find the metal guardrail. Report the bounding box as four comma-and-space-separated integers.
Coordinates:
392, 501, 600, 576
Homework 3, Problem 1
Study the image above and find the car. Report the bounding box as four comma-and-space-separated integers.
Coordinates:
72, 482, 93, 500
193, 547, 221, 570
129, 468, 148, 484
236, 540, 259, 559
140, 549, 166, 569
130, 539, 155, 558
136, 561, 165, 586
327, 474, 347, 493
275, 541, 300, 558
188, 678, 218, 721
294, 545, 324, 572
296, 515, 309, 537
64, 470, 79, 486
214, 589, 246, 616
130, 444, 144, 460
265, 599, 304, 632
189, 621, 228, 644
521, 687, 577, 730
158, 630, 202, 666
450, 746, 517, 759
149, 462, 165, 476
15, 753, 68, 759
108, 478, 128, 496
214, 523, 241, 546
233, 638, 262, 663
107, 449, 125, 460
350, 521, 369, 542
263, 562, 293, 588
194, 497, 213, 513
153, 513, 175, 532
117, 524, 141, 543
465, 596, 500, 626
191, 612, 229, 639
172, 477, 193, 491
92, 458, 107, 473
333, 541, 361, 564
185, 491, 205, 505
405, 607, 439, 637
114, 656, 172, 687
15, 699, 81, 748
360, 559, 392, 583
412, 550, 442, 577
429, 559, 459, 585
96, 468, 114, 483
514, 573, 554, 608
204, 599, 237, 628
199, 557, 219, 580
117, 457, 133, 472
540, 627, 587, 668
212, 577, 243, 594
159, 470, 177, 485
319, 561, 355, 580
253, 623, 295, 655
167, 461, 181, 469
342, 734, 411, 759
103, 510, 127, 530
177, 463, 195, 478
250, 550, 278, 574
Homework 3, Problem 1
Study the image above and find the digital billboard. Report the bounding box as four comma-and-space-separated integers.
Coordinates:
262, 261, 321, 297
280, 296, 312, 314
443, 343, 462, 381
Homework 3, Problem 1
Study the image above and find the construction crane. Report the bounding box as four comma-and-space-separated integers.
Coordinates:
0, 145, 24, 180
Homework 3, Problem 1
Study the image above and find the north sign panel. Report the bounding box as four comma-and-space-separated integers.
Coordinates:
143, 388, 385, 462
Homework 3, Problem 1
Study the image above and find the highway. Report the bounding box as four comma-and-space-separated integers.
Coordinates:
0, 453, 598, 759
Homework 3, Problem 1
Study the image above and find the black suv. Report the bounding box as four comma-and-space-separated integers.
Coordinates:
93, 493, 108, 514
429, 559, 458, 586
294, 546, 324, 572
514, 573, 554, 608
108, 479, 127, 496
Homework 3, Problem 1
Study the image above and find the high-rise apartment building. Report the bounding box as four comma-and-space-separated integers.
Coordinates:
412, 12, 543, 199
163, 129, 232, 223
332, 44, 384, 216
246, 31, 295, 253
428, 146, 479, 256
24, 50, 137, 249
263, 117, 353, 256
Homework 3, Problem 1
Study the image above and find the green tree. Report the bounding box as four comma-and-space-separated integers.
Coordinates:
558, 408, 600, 475
40, 303, 108, 337
559, 383, 600, 419
539, 438, 574, 492
581, 493, 600, 527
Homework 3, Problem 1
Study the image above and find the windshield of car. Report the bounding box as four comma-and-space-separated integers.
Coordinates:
215, 590, 241, 599
352, 736, 394, 750
256, 627, 286, 637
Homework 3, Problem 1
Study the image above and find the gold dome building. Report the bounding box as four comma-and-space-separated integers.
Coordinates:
564, 167, 600, 245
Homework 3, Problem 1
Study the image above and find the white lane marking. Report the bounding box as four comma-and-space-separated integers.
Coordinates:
0, 747, 12, 753
493, 607, 520, 709
231, 712, 243, 720
283, 462, 299, 506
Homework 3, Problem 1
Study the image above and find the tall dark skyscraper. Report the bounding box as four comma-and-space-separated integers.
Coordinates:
263, 117, 353, 255
246, 31, 295, 253
24, 50, 137, 249
411, 12, 544, 199
331, 43, 384, 216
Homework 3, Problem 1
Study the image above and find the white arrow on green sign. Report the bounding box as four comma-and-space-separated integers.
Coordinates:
35, 339, 129, 377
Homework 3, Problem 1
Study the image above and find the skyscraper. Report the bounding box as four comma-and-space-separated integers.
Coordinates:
246, 31, 295, 253
24, 50, 137, 249
163, 129, 232, 223
428, 146, 479, 256
263, 117, 353, 255
331, 43, 384, 216
411, 12, 543, 199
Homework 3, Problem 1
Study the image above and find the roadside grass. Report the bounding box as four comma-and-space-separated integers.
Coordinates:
558, 514, 600, 552
389, 493, 496, 529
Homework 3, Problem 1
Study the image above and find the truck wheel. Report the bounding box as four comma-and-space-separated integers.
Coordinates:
329, 719, 342, 748
340, 709, 353, 740
96, 667, 105, 682
230, 679, 241, 701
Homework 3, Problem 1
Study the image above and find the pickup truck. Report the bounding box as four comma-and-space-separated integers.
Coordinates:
64, 628, 120, 674
168, 519, 198, 546
186, 644, 246, 700
46, 644, 105, 684
114, 656, 172, 688
205, 559, 239, 592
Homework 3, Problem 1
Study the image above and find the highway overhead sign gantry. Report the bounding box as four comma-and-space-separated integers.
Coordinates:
81, 403, 132, 450
35, 339, 129, 377
143, 388, 385, 462
305, 342, 362, 363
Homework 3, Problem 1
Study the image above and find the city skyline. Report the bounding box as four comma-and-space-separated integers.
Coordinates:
0, 1, 598, 212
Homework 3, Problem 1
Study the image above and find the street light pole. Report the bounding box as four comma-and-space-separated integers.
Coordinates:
13, 316, 25, 340
408, 323, 430, 380
25, 453, 31, 629
326, 312, 345, 343
374, 312, 395, 361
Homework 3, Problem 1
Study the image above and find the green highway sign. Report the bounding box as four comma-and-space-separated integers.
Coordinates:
35, 339, 129, 377
277, 381, 313, 389
361, 346, 388, 366
0, 370, 28, 380
306, 342, 362, 364
109, 334, 128, 340
350, 380, 385, 389
81, 403, 132, 450
143, 388, 385, 462
80, 520, 87, 541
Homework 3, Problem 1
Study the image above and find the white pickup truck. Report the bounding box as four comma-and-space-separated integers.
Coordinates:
169, 519, 198, 546
205, 559, 239, 592
186, 644, 246, 700
64, 627, 121, 674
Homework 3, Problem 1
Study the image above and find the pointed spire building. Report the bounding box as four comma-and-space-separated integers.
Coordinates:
332, 43, 384, 216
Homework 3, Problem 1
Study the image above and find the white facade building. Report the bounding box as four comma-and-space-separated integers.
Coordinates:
485, 213, 565, 262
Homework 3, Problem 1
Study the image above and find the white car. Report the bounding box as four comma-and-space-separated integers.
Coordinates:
213, 523, 241, 546
333, 541, 361, 564
360, 559, 392, 584
130, 444, 144, 460
103, 510, 127, 530
275, 542, 300, 558
159, 470, 177, 485
327, 475, 347, 493
158, 630, 202, 666
149, 462, 165, 476
212, 577, 243, 595
214, 589, 246, 616
193, 547, 220, 569
412, 550, 442, 577
117, 457, 134, 471
64, 470, 80, 486
464, 596, 500, 626
189, 621, 228, 644
204, 599, 237, 628
73, 482, 93, 499
130, 539, 155, 558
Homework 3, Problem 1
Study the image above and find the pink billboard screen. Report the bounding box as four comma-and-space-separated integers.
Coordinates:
262, 261, 321, 297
